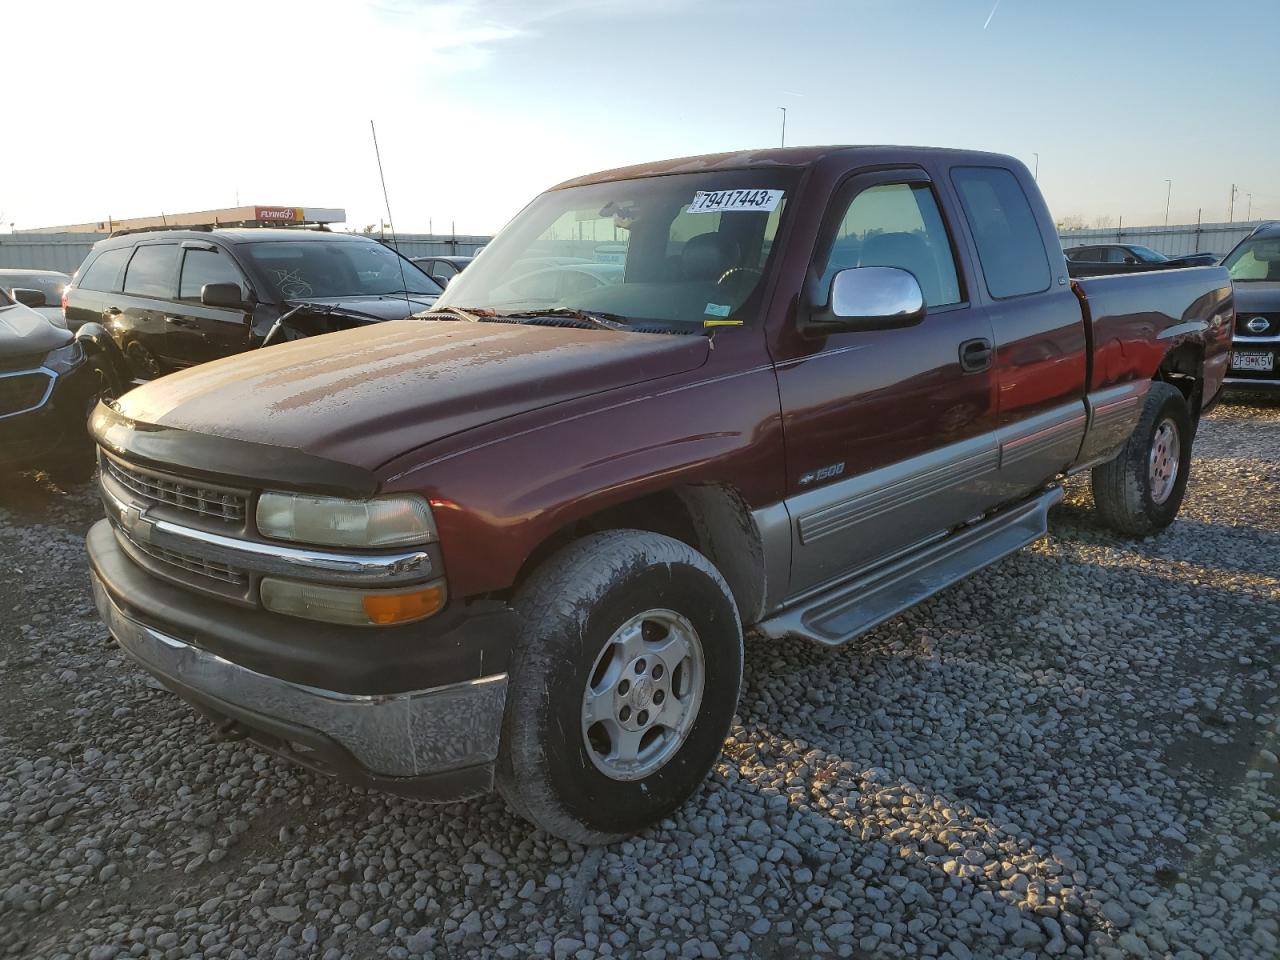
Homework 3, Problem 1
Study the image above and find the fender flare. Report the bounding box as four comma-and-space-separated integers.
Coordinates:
75, 323, 131, 396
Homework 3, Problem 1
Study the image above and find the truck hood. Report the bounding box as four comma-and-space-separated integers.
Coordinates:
1232, 282, 1280, 314
0, 300, 71, 358
114, 319, 710, 470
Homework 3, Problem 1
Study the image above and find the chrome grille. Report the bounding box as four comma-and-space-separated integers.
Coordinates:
103, 456, 248, 523
127, 537, 249, 586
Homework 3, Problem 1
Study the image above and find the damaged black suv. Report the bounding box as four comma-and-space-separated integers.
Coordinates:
64, 229, 443, 380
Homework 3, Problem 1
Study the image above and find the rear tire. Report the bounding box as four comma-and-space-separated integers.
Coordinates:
497, 530, 743, 845
1091, 381, 1192, 536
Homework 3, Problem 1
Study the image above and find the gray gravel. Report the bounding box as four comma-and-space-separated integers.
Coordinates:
1, 394, 1277, 960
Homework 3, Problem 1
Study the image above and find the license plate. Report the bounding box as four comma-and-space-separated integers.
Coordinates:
1232, 351, 1274, 372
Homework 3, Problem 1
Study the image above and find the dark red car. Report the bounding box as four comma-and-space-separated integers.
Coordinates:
86, 146, 1233, 842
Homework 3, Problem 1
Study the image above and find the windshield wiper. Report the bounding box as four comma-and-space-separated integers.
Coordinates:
262, 300, 387, 346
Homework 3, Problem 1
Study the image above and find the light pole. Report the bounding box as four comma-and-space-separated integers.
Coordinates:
1032, 152, 1039, 181
1163, 179, 1172, 228
1247, 193, 1253, 220
779, 107, 787, 148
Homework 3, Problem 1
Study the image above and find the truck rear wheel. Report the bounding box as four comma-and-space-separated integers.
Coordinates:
1091, 381, 1192, 536
497, 530, 743, 844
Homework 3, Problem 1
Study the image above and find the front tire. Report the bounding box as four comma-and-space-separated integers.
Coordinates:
1091, 381, 1192, 536
497, 531, 743, 844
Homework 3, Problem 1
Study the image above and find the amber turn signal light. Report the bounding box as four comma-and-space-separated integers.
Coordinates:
362, 583, 447, 625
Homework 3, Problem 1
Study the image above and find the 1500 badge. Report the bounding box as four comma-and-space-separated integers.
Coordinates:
799, 462, 846, 487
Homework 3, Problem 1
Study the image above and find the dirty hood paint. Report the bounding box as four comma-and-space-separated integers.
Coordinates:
114, 319, 710, 470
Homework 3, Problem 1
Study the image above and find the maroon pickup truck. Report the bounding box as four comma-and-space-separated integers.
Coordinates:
86, 146, 1234, 843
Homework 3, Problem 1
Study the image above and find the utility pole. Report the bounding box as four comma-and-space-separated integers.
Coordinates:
1163, 179, 1172, 227
779, 107, 787, 148
1032, 152, 1039, 181
1247, 193, 1253, 220
1228, 183, 1238, 222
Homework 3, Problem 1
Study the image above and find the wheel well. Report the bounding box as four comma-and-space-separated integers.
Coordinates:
510, 484, 768, 623
1156, 344, 1204, 421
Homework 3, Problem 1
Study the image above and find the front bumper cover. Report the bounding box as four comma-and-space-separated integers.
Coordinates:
91, 571, 509, 801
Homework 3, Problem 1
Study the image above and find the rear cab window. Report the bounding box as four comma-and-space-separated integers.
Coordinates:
124, 245, 181, 299
951, 166, 1051, 299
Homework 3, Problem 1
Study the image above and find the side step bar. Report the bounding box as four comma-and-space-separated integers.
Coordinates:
756, 486, 1064, 647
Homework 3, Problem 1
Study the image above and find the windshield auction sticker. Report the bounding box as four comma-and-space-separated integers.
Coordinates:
687, 189, 783, 215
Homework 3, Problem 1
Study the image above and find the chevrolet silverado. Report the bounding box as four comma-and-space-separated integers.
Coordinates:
86, 146, 1234, 843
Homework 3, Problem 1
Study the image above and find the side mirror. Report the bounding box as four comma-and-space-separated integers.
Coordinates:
11, 287, 46, 308
201, 283, 245, 309
799, 266, 925, 337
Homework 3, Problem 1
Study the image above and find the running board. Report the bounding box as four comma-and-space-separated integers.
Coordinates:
757, 486, 1063, 647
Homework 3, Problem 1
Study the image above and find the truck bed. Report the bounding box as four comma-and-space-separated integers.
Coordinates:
1073, 265, 1234, 397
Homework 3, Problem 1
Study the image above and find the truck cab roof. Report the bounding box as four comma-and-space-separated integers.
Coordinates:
552, 144, 1021, 190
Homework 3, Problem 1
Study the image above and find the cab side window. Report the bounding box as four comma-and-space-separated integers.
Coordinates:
820, 183, 962, 308
180, 248, 246, 301
77, 248, 132, 293
123, 245, 180, 299
951, 166, 1051, 299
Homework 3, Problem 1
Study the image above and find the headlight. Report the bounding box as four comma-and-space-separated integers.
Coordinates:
44, 339, 84, 373
256, 491, 437, 548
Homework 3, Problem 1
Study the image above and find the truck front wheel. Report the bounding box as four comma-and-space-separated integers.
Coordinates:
1091, 381, 1193, 536
497, 530, 743, 844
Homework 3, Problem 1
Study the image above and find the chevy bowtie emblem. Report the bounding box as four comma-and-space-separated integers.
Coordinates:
123, 503, 154, 543
1246, 316, 1269, 334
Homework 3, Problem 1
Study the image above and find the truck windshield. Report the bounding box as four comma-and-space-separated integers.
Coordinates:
240, 240, 443, 300
1222, 237, 1280, 282
434, 170, 797, 330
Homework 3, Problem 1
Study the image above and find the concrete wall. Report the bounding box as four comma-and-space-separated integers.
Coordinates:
0, 234, 99, 273
0, 232, 491, 274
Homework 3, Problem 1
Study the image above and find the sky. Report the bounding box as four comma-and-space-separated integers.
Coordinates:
3, 0, 1277, 235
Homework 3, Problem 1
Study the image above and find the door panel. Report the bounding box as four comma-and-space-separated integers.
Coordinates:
169, 246, 252, 365
120, 243, 183, 375
949, 165, 1089, 488
775, 170, 1001, 597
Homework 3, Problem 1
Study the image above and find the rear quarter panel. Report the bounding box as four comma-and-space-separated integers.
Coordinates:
1075, 266, 1234, 396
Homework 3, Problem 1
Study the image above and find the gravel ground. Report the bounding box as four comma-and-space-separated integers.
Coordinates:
1, 395, 1277, 960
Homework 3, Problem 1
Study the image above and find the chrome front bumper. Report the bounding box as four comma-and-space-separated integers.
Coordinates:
91, 574, 507, 781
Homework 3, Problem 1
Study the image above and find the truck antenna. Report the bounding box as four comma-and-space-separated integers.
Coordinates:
370, 120, 412, 316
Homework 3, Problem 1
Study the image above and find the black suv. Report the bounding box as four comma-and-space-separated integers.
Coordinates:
1221, 221, 1280, 391
65, 229, 442, 380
